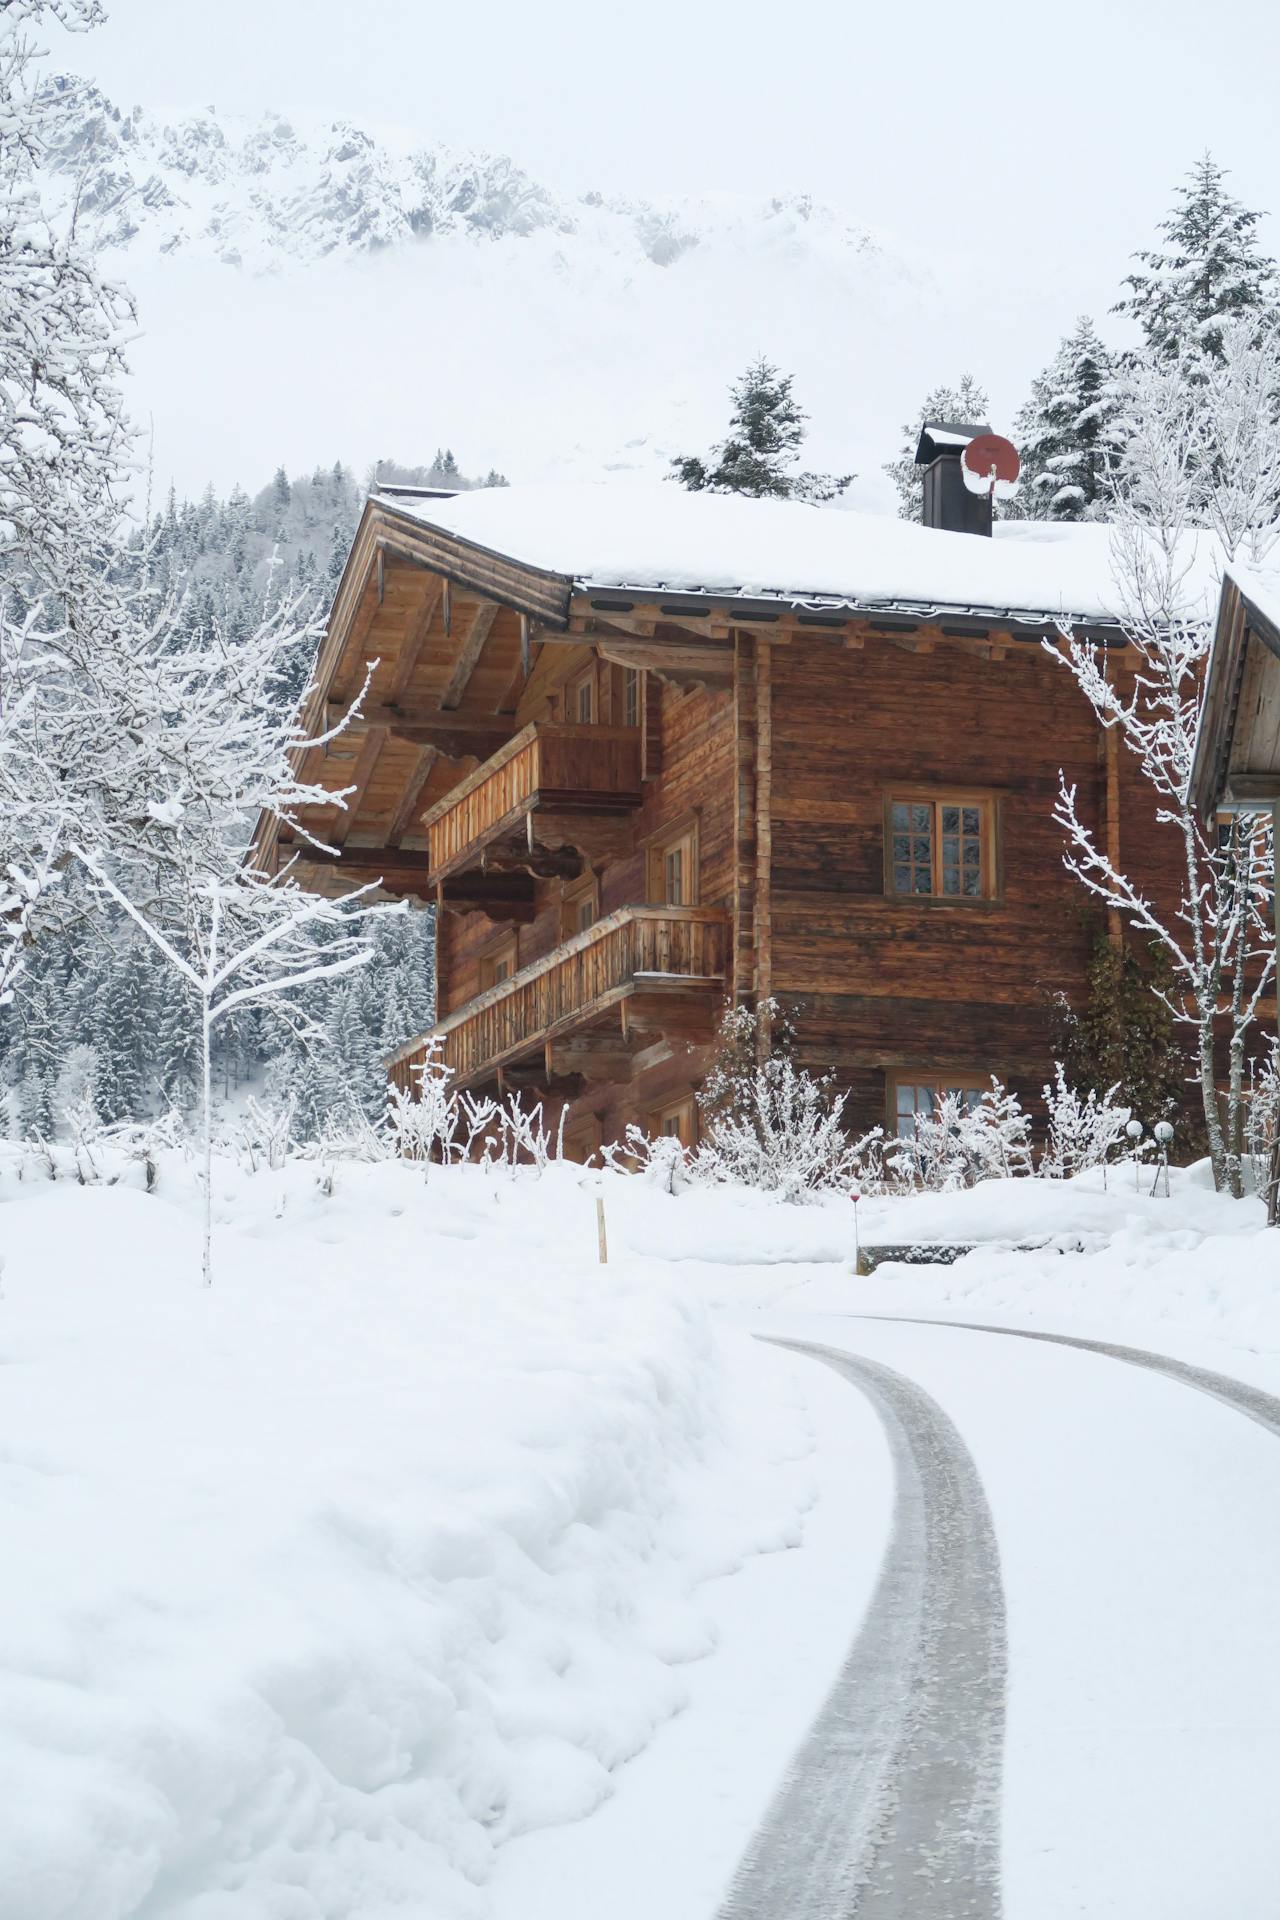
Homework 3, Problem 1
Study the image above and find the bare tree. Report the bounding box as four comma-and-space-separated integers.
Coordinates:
71, 851, 393, 1283
1049, 319, 1279, 1193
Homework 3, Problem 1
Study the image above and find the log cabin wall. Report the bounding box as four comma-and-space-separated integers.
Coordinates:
760, 623, 1190, 1139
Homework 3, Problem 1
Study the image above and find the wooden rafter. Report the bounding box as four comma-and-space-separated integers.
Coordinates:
331, 725, 387, 846
330, 574, 383, 703
386, 745, 440, 848
441, 602, 500, 710
388, 583, 441, 707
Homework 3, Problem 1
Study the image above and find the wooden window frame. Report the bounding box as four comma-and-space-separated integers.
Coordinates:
478, 929, 519, 992
622, 666, 641, 731
651, 1094, 698, 1148
561, 1113, 602, 1166
887, 1069, 993, 1140
560, 871, 600, 940
567, 662, 597, 725
645, 814, 700, 907
1217, 810, 1275, 909
884, 788, 1002, 904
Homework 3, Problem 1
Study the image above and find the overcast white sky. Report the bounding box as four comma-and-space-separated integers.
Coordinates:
85, 0, 1280, 323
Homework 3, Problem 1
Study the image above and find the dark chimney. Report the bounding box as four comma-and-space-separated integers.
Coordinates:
914, 420, 992, 536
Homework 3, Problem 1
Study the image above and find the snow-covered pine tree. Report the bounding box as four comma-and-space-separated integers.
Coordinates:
96, 951, 149, 1122
1011, 317, 1125, 521
1115, 153, 1278, 360
884, 375, 990, 520
671, 358, 852, 504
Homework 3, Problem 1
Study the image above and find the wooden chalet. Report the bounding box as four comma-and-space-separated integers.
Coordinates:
253, 434, 1203, 1156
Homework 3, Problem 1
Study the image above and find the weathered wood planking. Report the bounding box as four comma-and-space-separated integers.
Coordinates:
268, 497, 1271, 1151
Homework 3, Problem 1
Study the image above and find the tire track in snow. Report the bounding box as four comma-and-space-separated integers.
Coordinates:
717, 1339, 1006, 1920
838, 1315, 1280, 1441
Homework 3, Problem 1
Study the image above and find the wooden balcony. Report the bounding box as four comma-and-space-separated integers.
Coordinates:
422, 722, 642, 897
390, 905, 731, 1091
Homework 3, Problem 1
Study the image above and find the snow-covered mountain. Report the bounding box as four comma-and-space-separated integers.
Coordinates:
40, 81, 1034, 509
42, 80, 882, 275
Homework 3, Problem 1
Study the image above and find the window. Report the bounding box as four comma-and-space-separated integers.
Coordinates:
647, 819, 699, 906
652, 1095, 697, 1149
887, 793, 996, 901
1217, 811, 1275, 910
478, 931, 518, 991
561, 873, 599, 940
562, 1114, 602, 1165
891, 1074, 988, 1139
623, 668, 641, 730
568, 665, 596, 724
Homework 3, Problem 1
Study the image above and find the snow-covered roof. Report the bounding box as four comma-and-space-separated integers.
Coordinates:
914, 420, 987, 462
372, 482, 1222, 628
1224, 558, 1280, 644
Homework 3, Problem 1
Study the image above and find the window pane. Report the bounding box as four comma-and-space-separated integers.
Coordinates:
962, 807, 980, 833
963, 867, 982, 896
893, 864, 912, 891
896, 1084, 916, 1115
665, 848, 683, 904
941, 806, 960, 834
963, 841, 981, 866
891, 803, 911, 831
893, 835, 911, 861
910, 804, 931, 832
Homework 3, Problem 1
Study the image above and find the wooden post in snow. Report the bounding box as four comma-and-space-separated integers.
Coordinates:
596, 1194, 608, 1265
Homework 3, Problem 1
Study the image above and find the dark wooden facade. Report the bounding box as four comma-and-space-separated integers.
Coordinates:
257, 494, 1204, 1151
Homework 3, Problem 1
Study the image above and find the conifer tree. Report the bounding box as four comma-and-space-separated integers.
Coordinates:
672, 358, 852, 503
884, 375, 990, 520
1012, 318, 1125, 520
1115, 153, 1278, 359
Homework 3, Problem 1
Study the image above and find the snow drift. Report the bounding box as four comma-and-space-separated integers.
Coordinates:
0, 1154, 815, 1919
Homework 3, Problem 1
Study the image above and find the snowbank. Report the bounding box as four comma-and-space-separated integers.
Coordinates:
0, 1154, 817, 1919
596, 1163, 1280, 1358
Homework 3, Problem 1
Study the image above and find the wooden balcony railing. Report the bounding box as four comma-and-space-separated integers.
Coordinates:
390, 905, 731, 1089
422, 721, 641, 880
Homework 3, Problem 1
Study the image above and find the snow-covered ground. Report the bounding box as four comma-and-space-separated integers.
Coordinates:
2, 1147, 1277, 1917
0, 1153, 850, 1918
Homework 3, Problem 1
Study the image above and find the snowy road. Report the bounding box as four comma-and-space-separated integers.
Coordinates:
717, 1340, 1005, 1919
717, 1311, 1280, 1920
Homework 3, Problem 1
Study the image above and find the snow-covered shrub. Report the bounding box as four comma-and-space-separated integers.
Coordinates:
600, 1125, 691, 1193
691, 1000, 876, 1202
386, 1040, 457, 1168
385, 1044, 572, 1175
1041, 1064, 1132, 1179
890, 1078, 1032, 1192
230, 1095, 296, 1172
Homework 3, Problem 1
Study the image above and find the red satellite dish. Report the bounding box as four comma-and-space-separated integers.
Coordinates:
962, 432, 1021, 499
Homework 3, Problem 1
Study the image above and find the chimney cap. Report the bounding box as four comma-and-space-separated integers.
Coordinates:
914, 419, 991, 466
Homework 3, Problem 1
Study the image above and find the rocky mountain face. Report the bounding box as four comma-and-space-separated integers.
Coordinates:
40, 77, 880, 275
